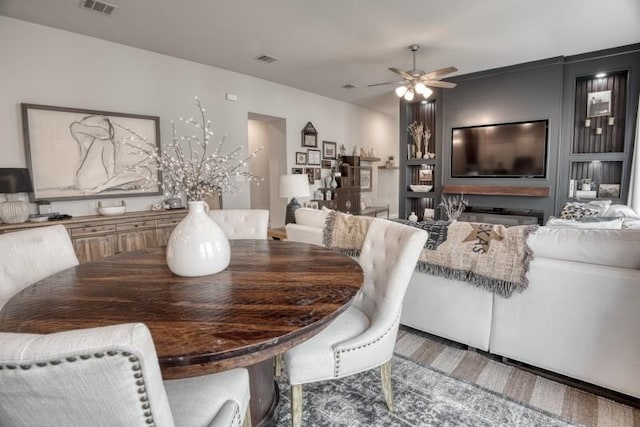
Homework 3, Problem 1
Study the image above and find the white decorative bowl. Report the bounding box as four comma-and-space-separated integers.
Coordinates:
98, 201, 127, 216
409, 185, 433, 192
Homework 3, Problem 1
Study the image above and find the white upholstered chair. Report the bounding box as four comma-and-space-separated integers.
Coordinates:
209, 209, 269, 240
0, 224, 79, 310
0, 323, 251, 427
283, 218, 428, 426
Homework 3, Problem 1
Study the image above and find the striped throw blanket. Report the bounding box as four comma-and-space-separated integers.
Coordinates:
323, 211, 537, 298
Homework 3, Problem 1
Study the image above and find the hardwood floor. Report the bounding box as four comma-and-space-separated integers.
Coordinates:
396, 326, 640, 427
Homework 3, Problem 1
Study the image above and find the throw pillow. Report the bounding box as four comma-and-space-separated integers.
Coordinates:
559, 200, 612, 219
603, 204, 640, 218
545, 216, 624, 229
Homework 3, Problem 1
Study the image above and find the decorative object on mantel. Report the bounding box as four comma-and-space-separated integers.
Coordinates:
439, 194, 468, 223
0, 168, 33, 224
123, 97, 262, 277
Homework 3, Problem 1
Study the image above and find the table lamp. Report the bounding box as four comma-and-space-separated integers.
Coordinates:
279, 174, 310, 224
0, 168, 34, 224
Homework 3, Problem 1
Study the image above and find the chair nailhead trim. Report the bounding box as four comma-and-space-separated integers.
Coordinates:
333, 314, 400, 377
0, 350, 156, 425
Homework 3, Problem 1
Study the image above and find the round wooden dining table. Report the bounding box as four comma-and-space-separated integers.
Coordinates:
0, 239, 364, 427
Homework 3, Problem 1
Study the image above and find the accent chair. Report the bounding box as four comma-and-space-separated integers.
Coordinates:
0, 224, 79, 310
283, 218, 428, 426
0, 323, 251, 427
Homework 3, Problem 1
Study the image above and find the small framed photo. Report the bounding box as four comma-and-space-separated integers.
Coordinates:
598, 183, 620, 199
307, 149, 321, 165
360, 166, 372, 192
587, 90, 612, 117
321, 159, 332, 169
291, 167, 303, 174
313, 168, 321, 181
309, 201, 319, 209
295, 152, 307, 165
305, 168, 315, 184
418, 168, 433, 182
322, 141, 337, 159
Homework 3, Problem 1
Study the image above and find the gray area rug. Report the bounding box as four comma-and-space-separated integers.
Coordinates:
275, 355, 579, 426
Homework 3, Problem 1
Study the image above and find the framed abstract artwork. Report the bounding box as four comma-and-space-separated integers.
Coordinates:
21, 103, 162, 201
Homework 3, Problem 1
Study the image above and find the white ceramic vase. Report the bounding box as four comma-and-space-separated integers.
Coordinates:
166, 201, 230, 277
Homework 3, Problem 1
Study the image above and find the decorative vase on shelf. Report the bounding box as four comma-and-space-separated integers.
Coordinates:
330, 175, 338, 190
408, 211, 418, 222
166, 201, 230, 277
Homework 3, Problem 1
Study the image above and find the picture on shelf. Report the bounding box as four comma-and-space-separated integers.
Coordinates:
598, 183, 620, 199
313, 168, 321, 181
418, 168, 432, 182
321, 159, 332, 169
292, 167, 303, 174
587, 90, 611, 117
295, 152, 307, 165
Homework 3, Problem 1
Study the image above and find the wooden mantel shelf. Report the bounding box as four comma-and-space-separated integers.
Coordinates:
443, 185, 550, 197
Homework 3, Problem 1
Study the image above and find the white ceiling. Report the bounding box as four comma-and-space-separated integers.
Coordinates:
1, 0, 639, 117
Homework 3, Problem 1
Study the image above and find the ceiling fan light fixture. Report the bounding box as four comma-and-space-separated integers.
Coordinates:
395, 86, 408, 97
414, 82, 426, 95
403, 89, 414, 101
422, 86, 433, 99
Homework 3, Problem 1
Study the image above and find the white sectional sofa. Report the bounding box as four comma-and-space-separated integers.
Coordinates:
286, 208, 640, 399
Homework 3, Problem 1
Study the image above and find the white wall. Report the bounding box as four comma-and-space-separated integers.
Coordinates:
0, 16, 398, 218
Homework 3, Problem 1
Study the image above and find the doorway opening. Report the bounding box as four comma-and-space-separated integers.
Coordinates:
247, 113, 286, 227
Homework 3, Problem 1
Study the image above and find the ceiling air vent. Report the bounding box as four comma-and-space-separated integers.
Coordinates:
79, 0, 117, 16
342, 84, 357, 89
256, 55, 278, 64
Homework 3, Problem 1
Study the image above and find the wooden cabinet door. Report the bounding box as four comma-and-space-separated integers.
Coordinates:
117, 230, 159, 253
72, 235, 118, 263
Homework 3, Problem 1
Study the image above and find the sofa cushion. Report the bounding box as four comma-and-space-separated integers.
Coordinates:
528, 227, 640, 269
294, 207, 330, 228
559, 200, 611, 219
545, 216, 624, 229
603, 204, 640, 218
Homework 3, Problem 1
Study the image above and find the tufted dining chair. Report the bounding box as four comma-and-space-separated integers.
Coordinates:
0, 224, 79, 310
283, 218, 428, 427
209, 209, 269, 240
0, 323, 251, 427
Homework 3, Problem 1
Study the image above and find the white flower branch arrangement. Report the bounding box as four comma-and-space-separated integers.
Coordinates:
118, 97, 263, 201
408, 121, 434, 159
439, 194, 468, 222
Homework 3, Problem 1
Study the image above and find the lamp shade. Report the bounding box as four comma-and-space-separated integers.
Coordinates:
0, 168, 33, 194
279, 174, 310, 198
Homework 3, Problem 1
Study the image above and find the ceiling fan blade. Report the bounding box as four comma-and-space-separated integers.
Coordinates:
422, 80, 457, 89
389, 67, 413, 80
367, 80, 405, 87
420, 66, 459, 81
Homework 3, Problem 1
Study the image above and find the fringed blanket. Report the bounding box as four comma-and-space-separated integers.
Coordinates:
323, 211, 537, 298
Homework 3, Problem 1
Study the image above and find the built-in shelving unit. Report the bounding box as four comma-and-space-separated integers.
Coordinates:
399, 98, 440, 221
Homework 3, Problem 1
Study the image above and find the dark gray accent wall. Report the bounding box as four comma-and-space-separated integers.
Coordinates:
441, 59, 564, 220
557, 48, 640, 211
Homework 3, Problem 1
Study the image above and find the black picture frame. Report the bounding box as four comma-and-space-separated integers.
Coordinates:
307, 149, 321, 165
21, 103, 161, 202
295, 152, 307, 165
301, 121, 318, 147
322, 141, 337, 159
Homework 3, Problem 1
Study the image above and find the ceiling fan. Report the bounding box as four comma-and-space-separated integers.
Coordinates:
368, 44, 458, 101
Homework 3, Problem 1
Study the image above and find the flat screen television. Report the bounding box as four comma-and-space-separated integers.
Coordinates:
451, 120, 548, 178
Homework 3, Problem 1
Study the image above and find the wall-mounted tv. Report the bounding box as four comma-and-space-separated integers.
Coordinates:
451, 120, 548, 178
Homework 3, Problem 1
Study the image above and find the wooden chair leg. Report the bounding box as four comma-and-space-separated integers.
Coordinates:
380, 360, 396, 412
274, 354, 283, 378
291, 384, 303, 427
242, 406, 252, 427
